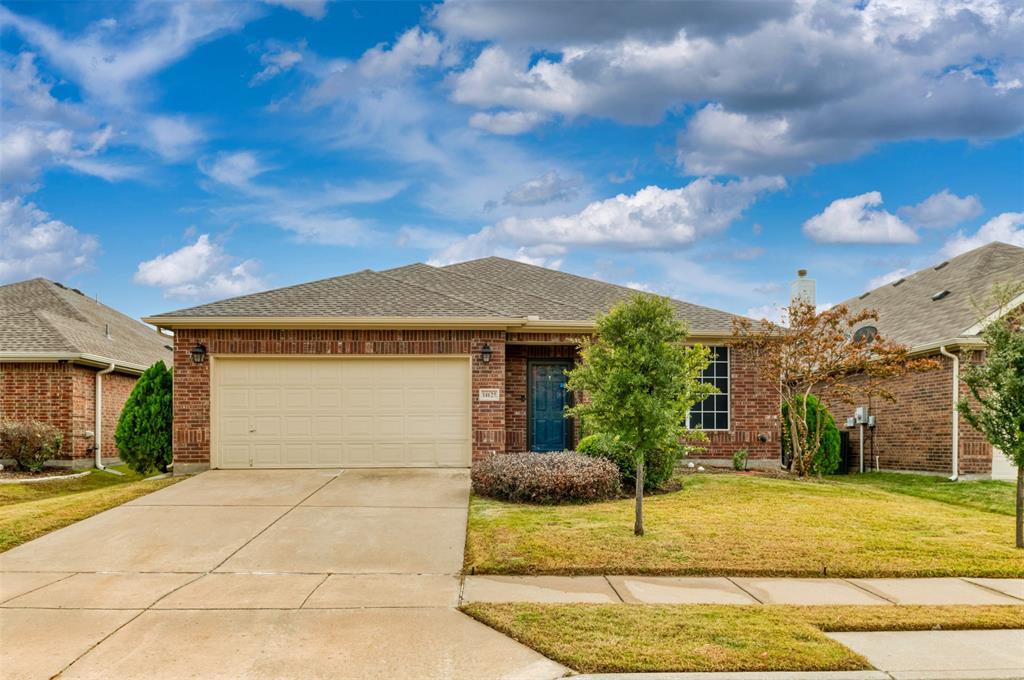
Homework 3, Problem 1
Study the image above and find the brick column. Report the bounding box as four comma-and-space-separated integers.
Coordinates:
471, 334, 506, 461
172, 330, 212, 474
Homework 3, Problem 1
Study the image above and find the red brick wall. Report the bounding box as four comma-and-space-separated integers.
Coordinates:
170, 329, 781, 469
1, 363, 76, 457
701, 345, 780, 462
101, 371, 137, 460
0, 362, 139, 463
171, 328, 510, 469
821, 352, 992, 475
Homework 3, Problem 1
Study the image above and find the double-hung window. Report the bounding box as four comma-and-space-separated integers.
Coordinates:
687, 346, 729, 431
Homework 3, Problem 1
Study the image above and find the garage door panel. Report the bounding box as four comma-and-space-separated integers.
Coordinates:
220, 388, 250, 410
374, 388, 404, 410
346, 443, 376, 466
218, 361, 251, 383
283, 444, 313, 465
315, 416, 343, 437
253, 444, 282, 465
345, 416, 373, 438
215, 357, 470, 469
315, 388, 342, 409
221, 416, 251, 438
343, 388, 373, 411
283, 389, 312, 409
314, 443, 343, 466
374, 415, 404, 438
284, 416, 311, 437
253, 416, 281, 437
254, 389, 281, 409
436, 414, 469, 437
221, 444, 251, 467
373, 443, 405, 466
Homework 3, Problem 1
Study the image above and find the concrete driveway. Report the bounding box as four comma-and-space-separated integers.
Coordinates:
0, 469, 567, 680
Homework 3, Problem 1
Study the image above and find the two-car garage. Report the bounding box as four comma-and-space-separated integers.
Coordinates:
211, 357, 472, 469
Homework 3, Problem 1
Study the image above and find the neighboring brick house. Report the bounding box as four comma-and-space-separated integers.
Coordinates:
0, 278, 172, 468
827, 242, 1023, 480
144, 257, 779, 474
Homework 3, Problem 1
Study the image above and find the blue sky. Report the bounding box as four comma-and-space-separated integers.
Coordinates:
2, 0, 1022, 322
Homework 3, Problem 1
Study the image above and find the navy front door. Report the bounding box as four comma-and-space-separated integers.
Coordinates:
529, 361, 571, 452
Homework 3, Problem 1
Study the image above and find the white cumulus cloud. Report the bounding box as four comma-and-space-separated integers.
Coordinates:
468, 110, 547, 135
897, 189, 983, 229
432, 176, 784, 265
803, 192, 918, 244
868, 267, 913, 290
943, 212, 1024, 256
0, 197, 99, 282
134, 234, 266, 299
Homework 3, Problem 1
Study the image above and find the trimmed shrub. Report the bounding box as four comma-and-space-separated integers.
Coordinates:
472, 451, 621, 504
576, 432, 682, 490
0, 420, 63, 472
115, 361, 173, 475
781, 394, 841, 475
732, 448, 749, 471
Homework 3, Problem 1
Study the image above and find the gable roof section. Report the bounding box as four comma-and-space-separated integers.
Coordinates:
442, 257, 741, 334
841, 241, 1024, 350
0, 278, 171, 372
146, 257, 747, 335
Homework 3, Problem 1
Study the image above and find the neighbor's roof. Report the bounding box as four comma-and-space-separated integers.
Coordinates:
0, 278, 172, 372
146, 256, 745, 335
841, 241, 1024, 351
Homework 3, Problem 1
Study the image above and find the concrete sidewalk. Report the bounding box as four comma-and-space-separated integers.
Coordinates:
461, 575, 1024, 605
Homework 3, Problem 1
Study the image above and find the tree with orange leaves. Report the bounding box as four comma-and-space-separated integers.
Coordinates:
732, 301, 938, 477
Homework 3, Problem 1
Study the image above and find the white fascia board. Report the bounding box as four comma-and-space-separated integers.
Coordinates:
0, 352, 149, 375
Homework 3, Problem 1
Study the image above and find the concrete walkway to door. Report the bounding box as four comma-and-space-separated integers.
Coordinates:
0, 469, 568, 680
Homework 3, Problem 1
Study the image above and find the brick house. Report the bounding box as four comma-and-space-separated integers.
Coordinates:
0, 278, 172, 468
144, 257, 779, 474
827, 242, 1023, 480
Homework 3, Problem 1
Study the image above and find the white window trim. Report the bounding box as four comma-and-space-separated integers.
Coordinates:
688, 346, 731, 432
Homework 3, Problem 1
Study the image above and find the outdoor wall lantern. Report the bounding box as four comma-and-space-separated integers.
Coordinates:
480, 344, 493, 364
190, 343, 208, 365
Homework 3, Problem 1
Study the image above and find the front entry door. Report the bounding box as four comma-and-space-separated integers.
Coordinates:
529, 361, 571, 452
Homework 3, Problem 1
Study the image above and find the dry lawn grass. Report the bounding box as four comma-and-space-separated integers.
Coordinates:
466, 474, 1023, 576
462, 603, 1024, 673
0, 469, 179, 552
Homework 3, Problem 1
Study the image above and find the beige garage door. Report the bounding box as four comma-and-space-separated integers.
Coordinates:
213, 357, 471, 468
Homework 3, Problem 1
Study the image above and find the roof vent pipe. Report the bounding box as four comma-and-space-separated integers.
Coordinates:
791, 269, 816, 306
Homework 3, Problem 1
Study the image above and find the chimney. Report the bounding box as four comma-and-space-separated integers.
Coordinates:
791, 269, 816, 306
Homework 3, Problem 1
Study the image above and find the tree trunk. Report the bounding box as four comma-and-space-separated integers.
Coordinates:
634, 457, 645, 537
1016, 464, 1023, 549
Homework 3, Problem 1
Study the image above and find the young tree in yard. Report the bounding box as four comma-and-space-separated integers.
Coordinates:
733, 301, 937, 477
957, 283, 1024, 548
566, 294, 714, 536
115, 361, 173, 475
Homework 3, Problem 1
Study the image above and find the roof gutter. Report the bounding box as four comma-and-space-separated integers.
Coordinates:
908, 337, 986, 357
0, 352, 150, 375
141, 315, 758, 340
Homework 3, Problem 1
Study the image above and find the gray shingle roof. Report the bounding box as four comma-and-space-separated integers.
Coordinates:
151, 257, 746, 334
0, 278, 172, 369
841, 242, 1024, 349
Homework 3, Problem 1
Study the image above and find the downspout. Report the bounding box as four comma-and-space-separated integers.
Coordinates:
938, 346, 959, 481
94, 363, 117, 472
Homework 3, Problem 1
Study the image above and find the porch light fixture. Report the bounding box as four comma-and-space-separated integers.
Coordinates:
480, 344, 493, 364
189, 343, 207, 365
